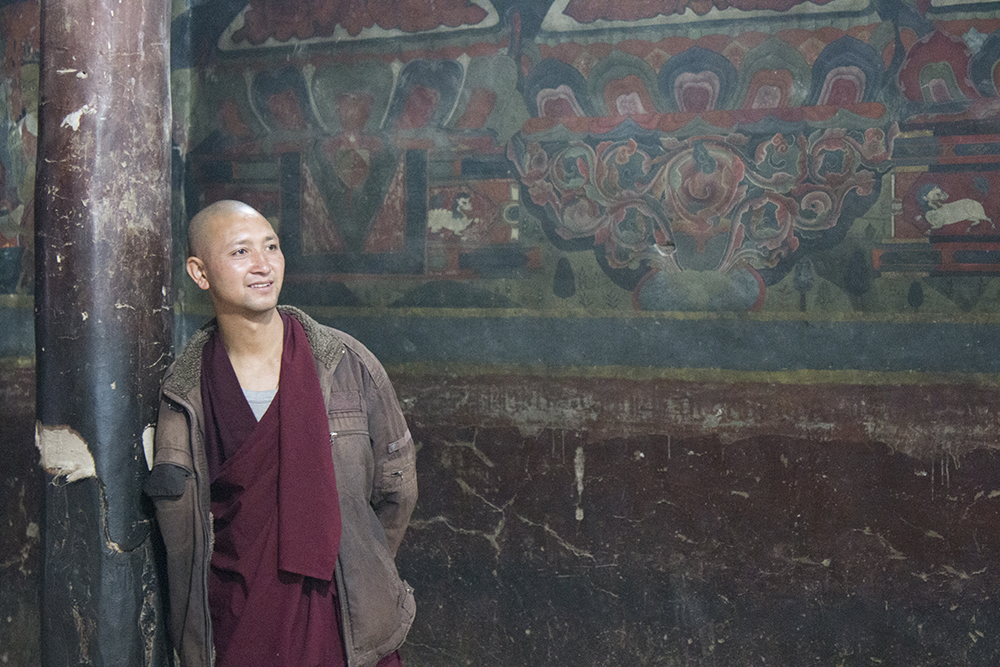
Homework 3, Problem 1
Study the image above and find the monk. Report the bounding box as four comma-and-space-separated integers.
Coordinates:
145, 200, 416, 666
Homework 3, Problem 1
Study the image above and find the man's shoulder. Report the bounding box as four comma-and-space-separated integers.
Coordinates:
281, 305, 344, 367
161, 320, 217, 400
280, 305, 389, 385
161, 306, 391, 397
337, 330, 389, 384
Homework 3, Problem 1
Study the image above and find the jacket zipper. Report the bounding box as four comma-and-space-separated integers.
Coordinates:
196, 409, 213, 665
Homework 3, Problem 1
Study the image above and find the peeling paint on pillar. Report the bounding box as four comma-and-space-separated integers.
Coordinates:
142, 424, 156, 471
34, 0, 172, 664
35, 423, 96, 482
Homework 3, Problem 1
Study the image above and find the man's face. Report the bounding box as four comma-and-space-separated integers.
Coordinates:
186, 208, 284, 318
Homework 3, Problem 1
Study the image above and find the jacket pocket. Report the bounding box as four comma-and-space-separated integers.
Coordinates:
328, 411, 369, 443
338, 498, 415, 660
328, 392, 369, 443
381, 430, 416, 492
328, 399, 373, 499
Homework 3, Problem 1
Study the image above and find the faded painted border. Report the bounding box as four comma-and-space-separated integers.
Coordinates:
169, 306, 1000, 380
385, 361, 1000, 387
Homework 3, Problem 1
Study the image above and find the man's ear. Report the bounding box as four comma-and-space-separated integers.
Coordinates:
186, 256, 210, 291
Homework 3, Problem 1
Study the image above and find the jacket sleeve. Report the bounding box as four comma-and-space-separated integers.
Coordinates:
144, 390, 212, 667
363, 360, 417, 557
147, 395, 196, 479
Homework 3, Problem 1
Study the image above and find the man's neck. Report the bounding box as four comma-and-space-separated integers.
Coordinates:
216, 308, 284, 391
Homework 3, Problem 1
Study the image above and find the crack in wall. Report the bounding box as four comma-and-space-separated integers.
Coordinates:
455, 478, 509, 513
408, 515, 506, 557
439, 429, 495, 468
516, 514, 595, 560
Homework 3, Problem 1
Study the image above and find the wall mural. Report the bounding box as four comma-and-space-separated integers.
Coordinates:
174, 0, 1000, 316
873, 27, 1000, 280
0, 0, 39, 296
510, 120, 892, 310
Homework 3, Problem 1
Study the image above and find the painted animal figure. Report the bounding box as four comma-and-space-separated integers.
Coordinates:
921, 186, 991, 232
428, 193, 477, 235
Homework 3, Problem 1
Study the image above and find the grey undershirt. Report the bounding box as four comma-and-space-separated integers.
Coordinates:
242, 387, 277, 421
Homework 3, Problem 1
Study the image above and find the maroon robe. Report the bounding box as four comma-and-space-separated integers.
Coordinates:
201, 315, 404, 667
202, 314, 345, 666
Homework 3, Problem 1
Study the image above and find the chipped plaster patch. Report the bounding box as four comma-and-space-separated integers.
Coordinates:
60, 103, 96, 131
142, 425, 155, 471
702, 406, 724, 429
36, 423, 96, 482
574, 446, 585, 521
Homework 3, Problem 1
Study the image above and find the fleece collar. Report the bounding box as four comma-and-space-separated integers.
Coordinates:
163, 305, 345, 399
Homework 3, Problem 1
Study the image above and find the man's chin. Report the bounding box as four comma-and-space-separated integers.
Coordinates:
250, 298, 281, 314
214, 298, 282, 319
246, 287, 282, 310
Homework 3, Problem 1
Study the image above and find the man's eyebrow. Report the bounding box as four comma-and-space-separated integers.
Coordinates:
226, 234, 277, 246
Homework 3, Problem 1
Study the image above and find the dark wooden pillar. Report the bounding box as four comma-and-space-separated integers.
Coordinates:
34, 0, 172, 664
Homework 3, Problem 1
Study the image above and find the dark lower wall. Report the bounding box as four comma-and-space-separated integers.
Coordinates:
3, 363, 998, 664
0, 365, 41, 666
390, 372, 1000, 459
394, 373, 1000, 666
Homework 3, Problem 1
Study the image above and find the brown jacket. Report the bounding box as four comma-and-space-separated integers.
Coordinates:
145, 306, 417, 667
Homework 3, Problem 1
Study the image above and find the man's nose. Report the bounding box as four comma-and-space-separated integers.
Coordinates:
250, 251, 272, 273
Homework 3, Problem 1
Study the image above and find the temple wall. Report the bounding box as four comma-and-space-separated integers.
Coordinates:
0, 1, 40, 663
3, 0, 1000, 663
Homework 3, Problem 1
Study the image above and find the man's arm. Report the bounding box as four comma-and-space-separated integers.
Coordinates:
373, 428, 417, 556
364, 363, 417, 557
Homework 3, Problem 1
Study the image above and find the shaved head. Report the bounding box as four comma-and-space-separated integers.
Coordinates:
184, 199, 284, 320
187, 200, 263, 258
